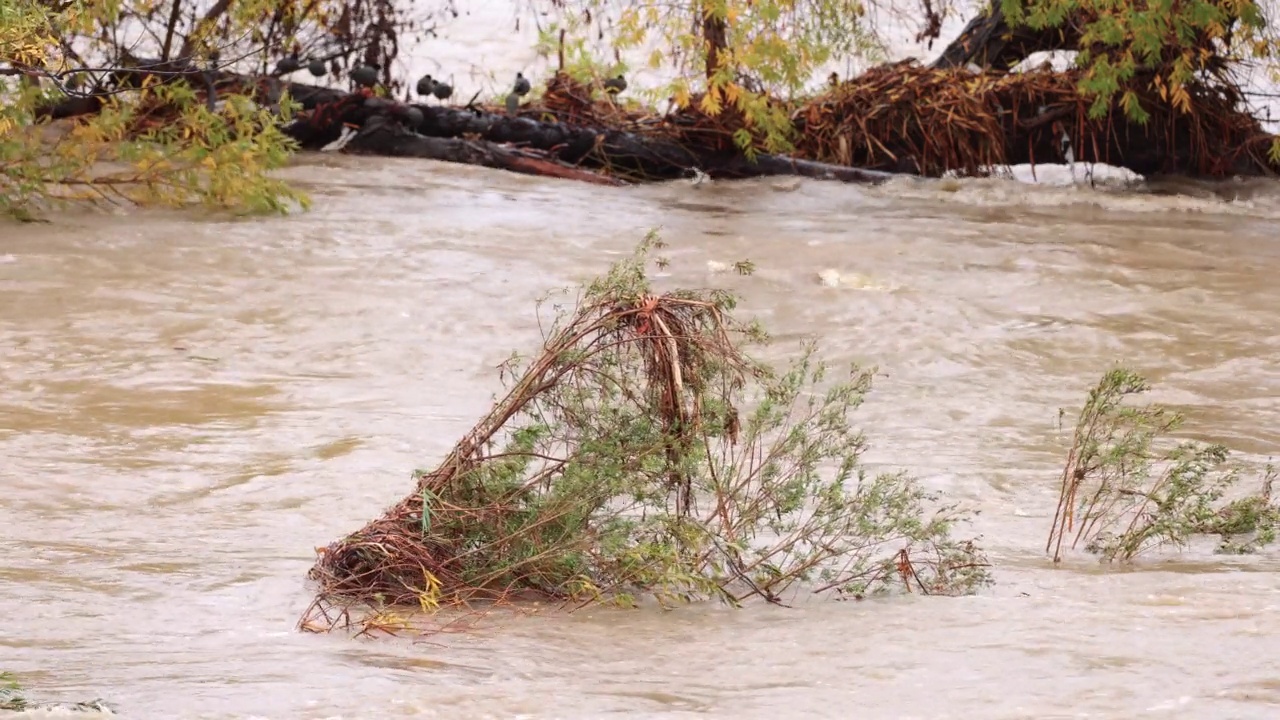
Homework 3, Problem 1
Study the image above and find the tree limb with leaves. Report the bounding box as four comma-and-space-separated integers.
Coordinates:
0, 0, 441, 220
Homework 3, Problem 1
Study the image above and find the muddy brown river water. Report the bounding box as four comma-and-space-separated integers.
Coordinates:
4, 156, 1280, 719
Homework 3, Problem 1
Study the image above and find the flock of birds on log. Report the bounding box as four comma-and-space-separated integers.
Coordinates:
272, 51, 627, 118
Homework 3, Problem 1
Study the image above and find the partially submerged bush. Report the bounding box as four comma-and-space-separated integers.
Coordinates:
0, 672, 110, 714
0, 672, 23, 712
301, 234, 990, 631
1047, 368, 1280, 562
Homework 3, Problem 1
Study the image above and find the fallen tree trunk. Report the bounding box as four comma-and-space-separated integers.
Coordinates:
31, 66, 895, 184
343, 116, 626, 186
279, 84, 897, 183
930, 3, 1080, 71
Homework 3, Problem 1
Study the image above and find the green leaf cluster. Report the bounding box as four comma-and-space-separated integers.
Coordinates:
1049, 367, 1280, 562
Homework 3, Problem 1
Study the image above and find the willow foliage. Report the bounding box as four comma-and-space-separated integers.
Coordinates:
1002, 0, 1279, 123
542, 0, 877, 154
0, 0, 311, 219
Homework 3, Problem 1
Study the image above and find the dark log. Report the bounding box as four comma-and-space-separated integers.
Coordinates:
931, 3, 1080, 71
409, 104, 700, 181
283, 86, 893, 184
38, 94, 105, 120
344, 116, 626, 186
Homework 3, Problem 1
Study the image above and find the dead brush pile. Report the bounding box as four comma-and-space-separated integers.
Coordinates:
301, 234, 991, 632
535, 72, 649, 128
793, 60, 1009, 175
792, 60, 1274, 177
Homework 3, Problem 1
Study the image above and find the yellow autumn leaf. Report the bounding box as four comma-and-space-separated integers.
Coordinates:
1170, 84, 1192, 114
700, 90, 723, 116
674, 84, 692, 109
723, 81, 742, 106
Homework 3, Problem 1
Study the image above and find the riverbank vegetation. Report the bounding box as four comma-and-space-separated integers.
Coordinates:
0, 0, 314, 219
1048, 368, 1280, 562
300, 234, 992, 632
6, 0, 1280, 219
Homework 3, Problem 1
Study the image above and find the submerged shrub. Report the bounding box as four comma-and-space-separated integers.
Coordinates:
301, 233, 990, 632
1048, 367, 1280, 562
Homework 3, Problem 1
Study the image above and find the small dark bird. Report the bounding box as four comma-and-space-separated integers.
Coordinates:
416, 74, 436, 97
603, 73, 627, 95
828, 71, 839, 88
274, 52, 301, 76
431, 79, 453, 103
307, 58, 327, 77
513, 72, 531, 97
202, 51, 220, 110
350, 63, 380, 89
505, 91, 519, 115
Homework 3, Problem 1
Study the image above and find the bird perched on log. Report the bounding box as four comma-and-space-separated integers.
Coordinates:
350, 63, 380, 89
307, 58, 327, 77
201, 51, 220, 111
416, 74, 436, 97
431, 78, 453, 103
273, 52, 301, 76
603, 73, 627, 95
506, 72, 531, 115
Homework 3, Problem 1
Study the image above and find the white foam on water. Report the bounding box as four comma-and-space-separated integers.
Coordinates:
869, 173, 1280, 218
815, 268, 898, 291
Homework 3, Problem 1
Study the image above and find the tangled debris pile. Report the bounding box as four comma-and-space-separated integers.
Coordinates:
793, 60, 1278, 177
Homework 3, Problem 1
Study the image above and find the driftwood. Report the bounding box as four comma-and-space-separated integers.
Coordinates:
342, 116, 626, 186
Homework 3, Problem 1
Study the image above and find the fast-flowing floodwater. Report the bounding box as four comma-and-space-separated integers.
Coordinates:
4, 157, 1280, 719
